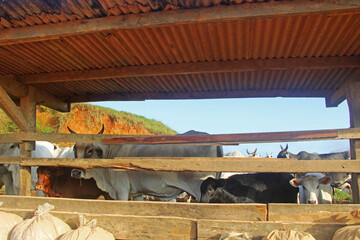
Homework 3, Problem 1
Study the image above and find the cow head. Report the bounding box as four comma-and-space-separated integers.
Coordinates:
200, 177, 226, 203
35, 167, 64, 197
0, 143, 19, 156
290, 174, 332, 204
277, 144, 289, 158
67, 124, 105, 158
246, 148, 260, 158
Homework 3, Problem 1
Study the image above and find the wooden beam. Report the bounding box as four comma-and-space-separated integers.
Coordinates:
68, 89, 330, 103
268, 204, 360, 224
0, 195, 266, 221
0, 75, 28, 97
326, 85, 346, 108
0, 0, 359, 45
21, 56, 360, 84
20, 158, 360, 173
0, 127, 359, 144
346, 75, 360, 204
0, 85, 29, 131
0, 74, 69, 112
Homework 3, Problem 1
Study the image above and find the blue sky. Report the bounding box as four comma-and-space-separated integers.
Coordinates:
91, 97, 350, 157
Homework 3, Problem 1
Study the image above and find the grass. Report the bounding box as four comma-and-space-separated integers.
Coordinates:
333, 189, 352, 203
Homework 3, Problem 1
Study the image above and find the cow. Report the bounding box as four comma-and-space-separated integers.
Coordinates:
246, 148, 261, 158
221, 151, 247, 179
35, 166, 113, 199
290, 173, 332, 204
0, 141, 56, 195
69, 126, 223, 201
277, 144, 351, 189
200, 173, 298, 203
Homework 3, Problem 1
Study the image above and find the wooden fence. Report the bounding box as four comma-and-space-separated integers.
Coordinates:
0, 127, 359, 239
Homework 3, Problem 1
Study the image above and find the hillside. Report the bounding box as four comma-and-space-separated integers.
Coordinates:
0, 103, 177, 138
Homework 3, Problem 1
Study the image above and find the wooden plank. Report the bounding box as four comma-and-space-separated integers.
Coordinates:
20, 157, 360, 173
0, 0, 358, 45
1, 127, 359, 145
269, 204, 360, 224
103, 128, 360, 145
0, 85, 29, 132
197, 219, 346, 240
0, 195, 267, 221
0, 207, 197, 240
21, 56, 360, 84
0, 156, 20, 164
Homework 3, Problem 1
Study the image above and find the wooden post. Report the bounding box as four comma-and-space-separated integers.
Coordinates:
19, 87, 36, 196
346, 75, 360, 203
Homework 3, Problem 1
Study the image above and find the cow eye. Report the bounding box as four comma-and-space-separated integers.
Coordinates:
88, 149, 93, 155
317, 185, 320, 189
9, 144, 15, 149
303, 186, 306, 190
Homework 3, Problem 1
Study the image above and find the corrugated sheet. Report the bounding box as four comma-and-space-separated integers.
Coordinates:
0, 13, 359, 76
0, 0, 279, 29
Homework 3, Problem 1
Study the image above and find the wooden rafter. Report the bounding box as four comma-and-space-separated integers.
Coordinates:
0, 85, 29, 132
20, 56, 360, 84
0, 0, 358, 45
0, 74, 69, 112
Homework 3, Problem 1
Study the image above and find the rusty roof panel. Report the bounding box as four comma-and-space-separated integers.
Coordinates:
0, 13, 358, 77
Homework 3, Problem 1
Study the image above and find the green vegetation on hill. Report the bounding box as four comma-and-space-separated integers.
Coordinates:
0, 103, 177, 136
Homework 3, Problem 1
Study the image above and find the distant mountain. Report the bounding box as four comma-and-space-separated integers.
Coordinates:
0, 103, 177, 142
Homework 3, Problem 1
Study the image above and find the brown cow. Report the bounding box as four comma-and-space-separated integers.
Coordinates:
35, 166, 113, 199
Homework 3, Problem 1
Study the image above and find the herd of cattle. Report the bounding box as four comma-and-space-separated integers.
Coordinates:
0, 127, 353, 205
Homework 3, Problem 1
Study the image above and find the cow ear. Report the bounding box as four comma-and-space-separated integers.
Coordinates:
289, 178, 302, 187
320, 176, 332, 185
53, 168, 64, 176
95, 147, 103, 158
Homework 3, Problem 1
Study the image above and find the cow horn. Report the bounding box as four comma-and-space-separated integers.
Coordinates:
67, 126, 77, 134
98, 124, 105, 135
280, 145, 284, 150
254, 148, 257, 154
285, 144, 288, 151
246, 149, 250, 154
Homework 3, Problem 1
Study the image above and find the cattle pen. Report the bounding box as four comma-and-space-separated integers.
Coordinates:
0, 0, 360, 239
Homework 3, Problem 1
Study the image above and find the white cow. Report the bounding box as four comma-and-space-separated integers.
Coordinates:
0, 141, 56, 195
54, 145, 75, 158
69, 127, 222, 201
289, 173, 332, 204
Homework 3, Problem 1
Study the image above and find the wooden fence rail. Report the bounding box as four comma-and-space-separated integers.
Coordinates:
14, 157, 360, 173
0, 127, 360, 144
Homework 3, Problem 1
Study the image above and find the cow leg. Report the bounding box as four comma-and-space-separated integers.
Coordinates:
0, 170, 15, 195
133, 195, 144, 201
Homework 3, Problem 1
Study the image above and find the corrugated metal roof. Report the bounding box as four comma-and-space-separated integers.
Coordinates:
0, 0, 358, 106
0, 0, 277, 29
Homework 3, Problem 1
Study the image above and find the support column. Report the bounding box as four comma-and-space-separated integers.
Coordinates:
19, 87, 36, 196
346, 75, 360, 203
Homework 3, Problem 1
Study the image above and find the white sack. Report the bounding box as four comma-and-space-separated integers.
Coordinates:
0, 202, 23, 240
262, 228, 316, 240
9, 202, 71, 240
219, 232, 252, 240
57, 215, 114, 240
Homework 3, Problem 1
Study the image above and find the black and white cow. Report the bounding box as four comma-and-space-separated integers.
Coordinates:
200, 173, 298, 203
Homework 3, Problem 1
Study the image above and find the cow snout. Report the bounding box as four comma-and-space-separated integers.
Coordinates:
35, 184, 44, 191
307, 199, 317, 204
71, 169, 84, 179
